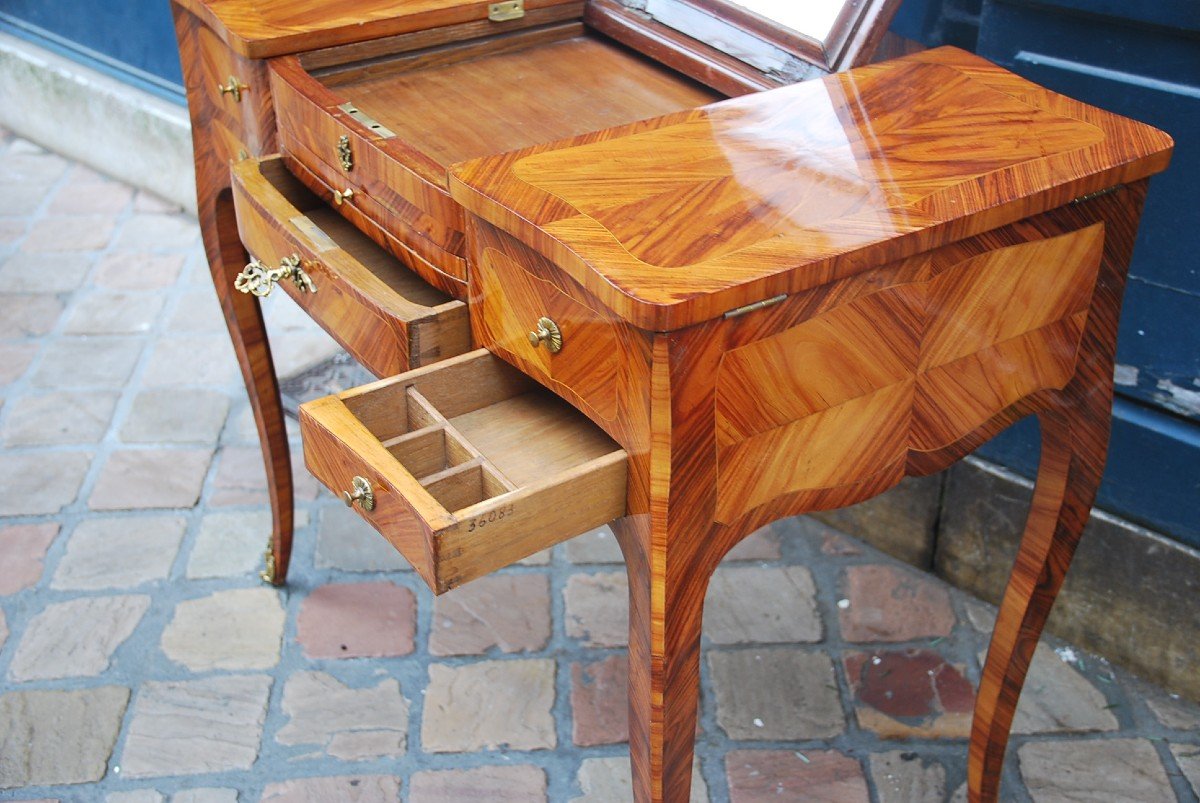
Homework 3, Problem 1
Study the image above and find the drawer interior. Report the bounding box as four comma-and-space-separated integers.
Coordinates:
344, 352, 620, 515
305, 23, 722, 177
252, 158, 453, 309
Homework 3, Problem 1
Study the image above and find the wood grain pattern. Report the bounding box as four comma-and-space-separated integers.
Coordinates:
965, 183, 1142, 803
172, 2, 295, 585
468, 217, 656, 444
299, 350, 628, 592
450, 46, 1173, 331
268, 23, 720, 285
713, 224, 1103, 522
231, 157, 470, 376
453, 181, 1156, 802
270, 55, 470, 281
175, 0, 581, 59
174, 10, 1172, 800
316, 26, 721, 169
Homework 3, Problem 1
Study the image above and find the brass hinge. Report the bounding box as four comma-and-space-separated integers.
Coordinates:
336, 102, 396, 138
1071, 184, 1122, 205
724, 294, 787, 319
489, 0, 525, 21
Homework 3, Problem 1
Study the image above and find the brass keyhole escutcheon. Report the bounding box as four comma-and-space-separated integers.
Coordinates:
343, 476, 375, 511
337, 135, 353, 171
527, 316, 563, 353
217, 76, 246, 102
333, 187, 355, 206
233, 254, 316, 297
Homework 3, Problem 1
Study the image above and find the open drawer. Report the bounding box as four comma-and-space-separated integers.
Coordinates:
300, 349, 628, 592
231, 156, 470, 377
268, 18, 722, 285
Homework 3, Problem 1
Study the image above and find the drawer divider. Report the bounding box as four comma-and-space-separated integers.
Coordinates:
406, 387, 448, 428
419, 458, 484, 489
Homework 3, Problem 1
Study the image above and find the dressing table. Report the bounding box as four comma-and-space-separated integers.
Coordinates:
170, 2, 1172, 800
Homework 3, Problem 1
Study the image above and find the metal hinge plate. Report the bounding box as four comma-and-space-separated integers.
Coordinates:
336, 102, 396, 138
489, 0, 525, 22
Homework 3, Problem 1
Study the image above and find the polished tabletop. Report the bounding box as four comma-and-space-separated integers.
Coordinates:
179, 0, 579, 57
450, 47, 1173, 330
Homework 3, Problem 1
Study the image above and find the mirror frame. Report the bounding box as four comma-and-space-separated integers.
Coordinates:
681, 0, 903, 73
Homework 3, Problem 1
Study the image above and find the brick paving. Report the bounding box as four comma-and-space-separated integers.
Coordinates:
0, 129, 1198, 802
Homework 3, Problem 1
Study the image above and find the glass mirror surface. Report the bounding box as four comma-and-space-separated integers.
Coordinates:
720, 0, 844, 41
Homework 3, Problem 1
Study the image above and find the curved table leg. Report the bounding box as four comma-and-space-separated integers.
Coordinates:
200, 187, 294, 586
968, 391, 1112, 801
616, 516, 712, 803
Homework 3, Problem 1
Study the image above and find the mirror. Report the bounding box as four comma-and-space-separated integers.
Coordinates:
636, 0, 903, 76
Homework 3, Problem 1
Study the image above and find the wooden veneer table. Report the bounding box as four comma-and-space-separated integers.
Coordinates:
171, 0, 1172, 794
444, 47, 1173, 801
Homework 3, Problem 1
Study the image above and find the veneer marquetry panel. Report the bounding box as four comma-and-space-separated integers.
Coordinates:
450, 47, 1173, 331
177, 0, 582, 58
714, 222, 1104, 523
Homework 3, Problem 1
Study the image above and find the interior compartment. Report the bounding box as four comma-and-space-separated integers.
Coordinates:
340, 351, 620, 517
305, 22, 723, 178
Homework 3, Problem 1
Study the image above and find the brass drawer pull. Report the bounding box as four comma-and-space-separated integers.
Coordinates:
333, 187, 355, 206
528, 316, 563, 353
342, 476, 375, 511
233, 254, 317, 297
217, 76, 246, 102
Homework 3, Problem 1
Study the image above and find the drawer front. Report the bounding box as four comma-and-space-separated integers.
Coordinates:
269, 57, 468, 279
281, 149, 468, 291
469, 220, 636, 426
300, 350, 627, 592
232, 157, 469, 377
194, 24, 275, 153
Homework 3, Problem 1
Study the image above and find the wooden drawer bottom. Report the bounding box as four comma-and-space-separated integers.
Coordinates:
300, 350, 627, 592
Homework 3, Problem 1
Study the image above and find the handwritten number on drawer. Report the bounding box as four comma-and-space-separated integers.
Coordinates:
467, 504, 515, 532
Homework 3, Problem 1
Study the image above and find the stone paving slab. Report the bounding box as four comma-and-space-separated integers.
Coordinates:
1, 130, 1197, 802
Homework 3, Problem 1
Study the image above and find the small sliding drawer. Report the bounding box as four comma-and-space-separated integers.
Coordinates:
300, 349, 628, 592
231, 157, 469, 377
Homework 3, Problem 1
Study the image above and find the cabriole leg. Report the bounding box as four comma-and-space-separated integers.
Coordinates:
968, 389, 1112, 801
202, 189, 294, 585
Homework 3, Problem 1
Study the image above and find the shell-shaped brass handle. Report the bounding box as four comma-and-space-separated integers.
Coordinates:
333, 187, 355, 206
217, 76, 246, 102
342, 476, 375, 511
527, 316, 562, 353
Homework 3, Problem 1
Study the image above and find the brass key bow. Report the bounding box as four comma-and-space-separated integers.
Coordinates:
234, 255, 317, 297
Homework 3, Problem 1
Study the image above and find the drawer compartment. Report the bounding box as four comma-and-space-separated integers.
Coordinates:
232, 156, 469, 377
300, 349, 628, 592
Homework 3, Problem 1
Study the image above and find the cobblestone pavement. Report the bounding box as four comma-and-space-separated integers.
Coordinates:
1, 130, 1198, 803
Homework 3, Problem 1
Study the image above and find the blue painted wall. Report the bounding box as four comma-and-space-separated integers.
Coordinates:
894, 0, 1200, 547
0, 0, 184, 102
4, 1, 1197, 544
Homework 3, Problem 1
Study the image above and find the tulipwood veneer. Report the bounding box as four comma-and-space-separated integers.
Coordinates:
447, 46, 1173, 802
173, 1, 1174, 799
231, 157, 470, 377
268, 20, 722, 287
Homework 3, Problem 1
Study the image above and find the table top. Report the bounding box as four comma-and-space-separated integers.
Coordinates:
450, 47, 1173, 331
177, 0, 578, 58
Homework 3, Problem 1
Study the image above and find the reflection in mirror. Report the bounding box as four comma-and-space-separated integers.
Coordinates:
630, 0, 903, 77
719, 0, 843, 41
